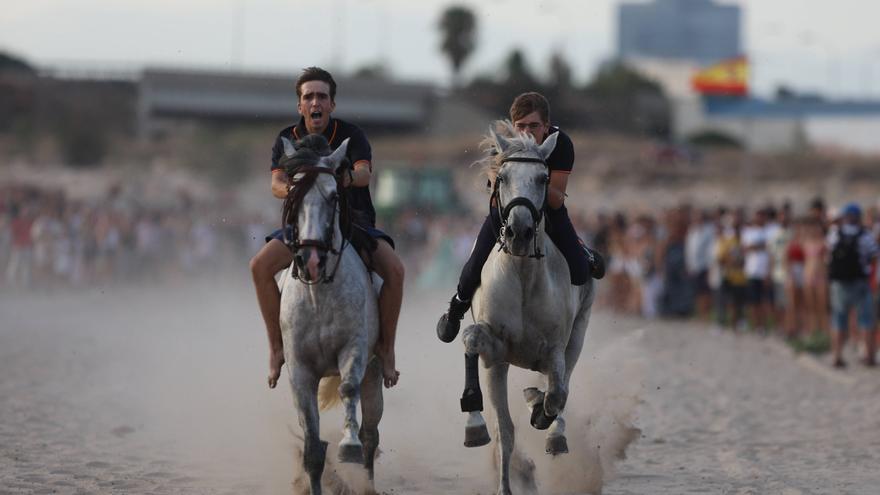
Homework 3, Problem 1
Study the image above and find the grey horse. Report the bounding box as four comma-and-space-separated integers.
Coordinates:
277, 137, 384, 495
458, 122, 595, 495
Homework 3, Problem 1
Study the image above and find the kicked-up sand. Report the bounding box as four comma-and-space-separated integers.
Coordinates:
1, 274, 879, 494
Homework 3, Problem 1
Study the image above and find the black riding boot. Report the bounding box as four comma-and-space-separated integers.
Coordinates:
437, 294, 471, 343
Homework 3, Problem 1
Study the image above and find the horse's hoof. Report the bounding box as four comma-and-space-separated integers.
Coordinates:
464, 411, 491, 447
464, 424, 491, 447
524, 388, 556, 430
545, 435, 568, 455
338, 441, 364, 464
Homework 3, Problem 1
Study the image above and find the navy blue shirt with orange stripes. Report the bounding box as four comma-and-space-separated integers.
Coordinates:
271, 117, 377, 227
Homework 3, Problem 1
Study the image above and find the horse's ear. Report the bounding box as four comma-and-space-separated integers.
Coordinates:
491, 127, 513, 155
281, 136, 296, 157
325, 138, 350, 171
537, 132, 559, 162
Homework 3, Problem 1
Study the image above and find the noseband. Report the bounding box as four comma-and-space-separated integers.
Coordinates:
281, 166, 349, 284
491, 156, 548, 259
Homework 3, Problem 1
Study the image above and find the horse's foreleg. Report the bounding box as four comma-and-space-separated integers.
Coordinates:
461, 322, 498, 448
544, 353, 568, 418
337, 348, 367, 464
488, 363, 514, 495
546, 412, 568, 455
544, 310, 590, 456
359, 357, 383, 482
291, 365, 326, 495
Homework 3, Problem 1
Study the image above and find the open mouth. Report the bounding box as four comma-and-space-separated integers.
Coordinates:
310, 111, 322, 120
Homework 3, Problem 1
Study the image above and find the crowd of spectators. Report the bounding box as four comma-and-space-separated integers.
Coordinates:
578, 197, 880, 368
0, 182, 262, 292
5, 179, 878, 367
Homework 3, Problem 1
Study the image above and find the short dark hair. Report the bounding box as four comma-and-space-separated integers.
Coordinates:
296, 67, 337, 101
509, 92, 550, 123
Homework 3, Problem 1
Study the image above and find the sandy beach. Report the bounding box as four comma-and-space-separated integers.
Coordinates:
2, 274, 879, 494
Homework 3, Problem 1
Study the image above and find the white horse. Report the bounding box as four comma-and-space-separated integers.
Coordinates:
458, 122, 595, 495
278, 136, 384, 495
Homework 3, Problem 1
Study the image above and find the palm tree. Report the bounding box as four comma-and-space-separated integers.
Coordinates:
438, 5, 477, 89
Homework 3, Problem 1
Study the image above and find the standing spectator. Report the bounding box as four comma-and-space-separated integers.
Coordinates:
742, 208, 772, 334
0, 202, 11, 288
707, 206, 727, 328
606, 213, 634, 313
660, 207, 693, 317
802, 217, 829, 335
827, 203, 878, 367
783, 218, 807, 338
767, 204, 792, 334
6, 204, 34, 288
715, 214, 747, 331
808, 196, 827, 232
634, 215, 662, 318
686, 209, 716, 322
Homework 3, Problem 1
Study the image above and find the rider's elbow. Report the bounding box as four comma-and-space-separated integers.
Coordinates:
547, 196, 565, 210
386, 258, 405, 286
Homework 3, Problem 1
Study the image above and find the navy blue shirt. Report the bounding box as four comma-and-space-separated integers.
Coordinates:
271, 117, 377, 227
545, 126, 574, 173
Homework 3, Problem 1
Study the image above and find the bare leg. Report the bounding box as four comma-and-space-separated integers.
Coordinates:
250, 239, 294, 389
366, 240, 404, 388
488, 363, 513, 495
291, 366, 325, 495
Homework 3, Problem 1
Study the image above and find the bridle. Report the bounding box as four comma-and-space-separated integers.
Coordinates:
491, 155, 549, 259
281, 166, 349, 285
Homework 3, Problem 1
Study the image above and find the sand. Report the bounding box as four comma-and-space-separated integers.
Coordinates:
2, 274, 880, 494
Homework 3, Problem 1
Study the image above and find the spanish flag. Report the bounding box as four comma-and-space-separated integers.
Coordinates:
691, 56, 749, 97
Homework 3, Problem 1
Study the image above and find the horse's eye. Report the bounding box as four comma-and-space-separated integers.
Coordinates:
540, 175, 549, 184
496, 175, 504, 184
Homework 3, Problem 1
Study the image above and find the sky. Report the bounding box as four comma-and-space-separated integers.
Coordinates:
2, 0, 880, 99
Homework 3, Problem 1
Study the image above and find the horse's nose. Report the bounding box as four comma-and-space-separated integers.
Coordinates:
317, 251, 327, 268
510, 225, 534, 241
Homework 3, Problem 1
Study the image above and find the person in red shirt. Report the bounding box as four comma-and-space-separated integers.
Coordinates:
6, 204, 34, 288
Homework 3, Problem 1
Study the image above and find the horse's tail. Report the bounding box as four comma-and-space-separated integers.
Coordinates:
318, 375, 342, 411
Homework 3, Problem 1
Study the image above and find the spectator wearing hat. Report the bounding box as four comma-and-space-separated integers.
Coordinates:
827, 203, 879, 367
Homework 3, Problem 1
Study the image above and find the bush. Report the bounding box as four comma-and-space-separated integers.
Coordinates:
687, 130, 743, 149
787, 330, 831, 355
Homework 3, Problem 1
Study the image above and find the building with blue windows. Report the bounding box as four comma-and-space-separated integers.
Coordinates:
618, 0, 741, 65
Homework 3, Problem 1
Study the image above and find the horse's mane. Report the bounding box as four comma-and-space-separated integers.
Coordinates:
474, 120, 543, 188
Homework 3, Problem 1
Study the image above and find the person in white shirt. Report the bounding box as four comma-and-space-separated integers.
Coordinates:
686, 209, 716, 322
741, 208, 772, 334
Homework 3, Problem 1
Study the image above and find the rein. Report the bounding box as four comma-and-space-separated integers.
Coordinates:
491, 156, 549, 259
281, 166, 350, 285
